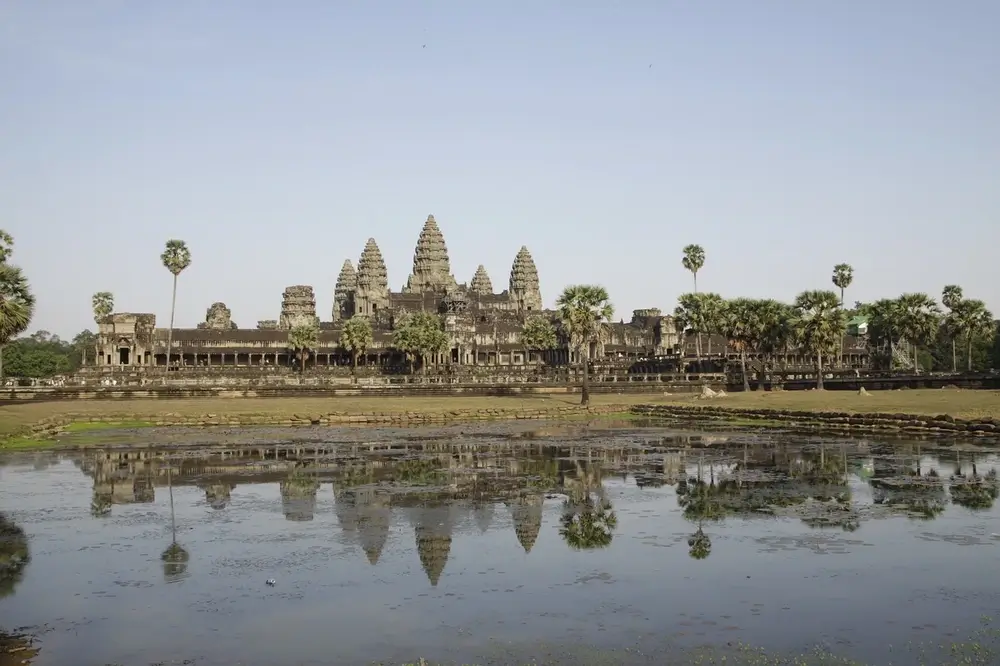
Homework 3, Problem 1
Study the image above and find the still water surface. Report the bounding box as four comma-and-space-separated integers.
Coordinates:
2, 422, 1000, 665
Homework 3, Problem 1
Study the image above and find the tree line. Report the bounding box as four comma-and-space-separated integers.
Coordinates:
676, 245, 998, 390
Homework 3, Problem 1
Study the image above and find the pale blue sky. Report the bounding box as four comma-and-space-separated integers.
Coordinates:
2, 0, 998, 339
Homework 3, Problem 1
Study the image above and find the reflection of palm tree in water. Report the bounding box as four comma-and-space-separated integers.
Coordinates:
870, 448, 947, 520
0, 513, 30, 599
677, 454, 724, 560
950, 454, 999, 511
558, 460, 617, 550
160, 460, 189, 582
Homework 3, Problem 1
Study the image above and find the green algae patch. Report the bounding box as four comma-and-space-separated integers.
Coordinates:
0, 436, 55, 451
62, 420, 155, 433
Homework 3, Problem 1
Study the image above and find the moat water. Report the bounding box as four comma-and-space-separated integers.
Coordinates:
2, 422, 1000, 665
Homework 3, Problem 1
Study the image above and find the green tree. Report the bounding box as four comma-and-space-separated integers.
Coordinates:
831, 264, 854, 367
792, 290, 846, 390
556, 285, 614, 406
865, 298, 906, 370
288, 322, 319, 373
160, 240, 191, 369
941, 285, 964, 373
949, 299, 994, 372
673, 292, 724, 364
0, 230, 12, 264
392, 311, 449, 375
756, 299, 795, 376
719, 298, 764, 392
2, 332, 75, 377
341, 314, 374, 381
0, 263, 35, 381
520, 316, 557, 373
896, 293, 941, 374
72, 329, 97, 368
831, 264, 854, 306
681, 244, 705, 293
90, 291, 114, 367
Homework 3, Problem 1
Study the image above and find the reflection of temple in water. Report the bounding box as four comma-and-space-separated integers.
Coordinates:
408, 505, 460, 586
335, 486, 392, 565
507, 494, 544, 553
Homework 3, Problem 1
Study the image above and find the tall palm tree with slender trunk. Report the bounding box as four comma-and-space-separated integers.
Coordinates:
681, 245, 705, 293
557, 285, 614, 406
896, 293, 940, 374
90, 291, 114, 367
0, 264, 35, 381
950, 299, 994, 371
792, 290, 846, 390
719, 298, 764, 392
941, 285, 964, 373
831, 264, 854, 367
160, 240, 192, 370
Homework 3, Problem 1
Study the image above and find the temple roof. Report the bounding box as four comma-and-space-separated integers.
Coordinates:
469, 265, 493, 295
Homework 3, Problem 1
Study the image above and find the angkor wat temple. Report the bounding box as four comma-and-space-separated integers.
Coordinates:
93, 215, 683, 373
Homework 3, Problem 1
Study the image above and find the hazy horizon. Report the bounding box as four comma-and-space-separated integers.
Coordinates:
2, 1, 997, 338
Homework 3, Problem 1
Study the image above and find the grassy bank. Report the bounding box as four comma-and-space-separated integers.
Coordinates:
2, 389, 999, 449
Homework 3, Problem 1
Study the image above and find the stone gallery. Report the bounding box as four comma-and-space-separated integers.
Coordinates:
94, 215, 678, 372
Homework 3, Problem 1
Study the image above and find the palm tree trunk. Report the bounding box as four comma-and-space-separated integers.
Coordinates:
952, 339, 957, 373
693, 273, 698, 294
580, 347, 590, 406
166, 274, 178, 370
693, 333, 702, 369
0, 344, 4, 380
351, 351, 358, 383
816, 351, 824, 390
740, 349, 750, 392
912, 342, 919, 374
968, 336, 973, 371
421, 354, 428, 376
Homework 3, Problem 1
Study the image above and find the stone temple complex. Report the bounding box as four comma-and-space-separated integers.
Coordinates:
94, 215, 681, 372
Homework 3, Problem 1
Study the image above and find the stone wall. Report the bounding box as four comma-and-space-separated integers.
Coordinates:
1, 382, 713, 405
630, 404, 1000, 441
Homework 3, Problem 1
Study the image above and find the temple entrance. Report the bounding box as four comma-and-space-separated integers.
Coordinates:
118, 348, 130, 365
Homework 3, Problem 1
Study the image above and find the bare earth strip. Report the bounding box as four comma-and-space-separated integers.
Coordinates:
2, 389, 1000, 441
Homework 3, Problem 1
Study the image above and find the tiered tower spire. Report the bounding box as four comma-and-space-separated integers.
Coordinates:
469, 265, 493, 296
355, 238, 390, 315
508, 246, 542, 312
332, 259, 357, 321
404, 215, 456, 293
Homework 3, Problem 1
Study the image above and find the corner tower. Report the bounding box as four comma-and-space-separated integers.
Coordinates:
355, 239, 390, 316
508, 246, 542, 312
404, 215, 456, 294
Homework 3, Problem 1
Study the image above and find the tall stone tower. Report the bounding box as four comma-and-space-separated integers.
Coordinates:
332, 259, 357, 321
354, 238, 390, 316
508, 246, 542, 312
403, 215, 456, 294
279, 286, 319, 329
469, 265, 493, 296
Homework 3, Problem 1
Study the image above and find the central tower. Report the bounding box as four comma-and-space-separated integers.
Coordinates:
403, 215, 457, 294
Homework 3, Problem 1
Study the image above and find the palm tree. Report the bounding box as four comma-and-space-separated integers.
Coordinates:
160, 240, 191, 369
941, 285, 964, 373
0, 263, 35, 381
866, 298, 906, 370
681, 244, 705, 293
90, 291, 114, 367
831, 264, 854, 367
896, 293, 941, 374
792, 290, 846, 390
341, 314, 373, 382
556, 285, 614, 406
831, 264, 854, 306
949, 299, 994, 371
674, 292, 723, 366
520, 316, 558, 374
0, 230, 12, 264
756, 299, 795, 381
288, 323, 319, 373
719, 298, 763, 392
558, 461, 617, 550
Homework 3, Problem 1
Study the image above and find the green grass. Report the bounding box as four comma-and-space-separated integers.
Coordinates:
61, 420, 155, 433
